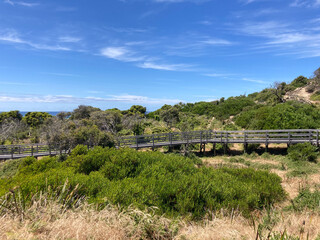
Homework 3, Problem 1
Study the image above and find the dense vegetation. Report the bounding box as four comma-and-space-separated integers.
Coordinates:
1, 67, 320, 148
0, 147, 285, 219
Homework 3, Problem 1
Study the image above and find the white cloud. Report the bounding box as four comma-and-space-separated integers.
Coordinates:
58, 36, 81, 43
0, 93, 183, 105
200, 38, 233, 45
237, 20, 320, 58
137, 62, 192, 71
290, 0, 320, 7
0, 30, 71, 51
100, 47, 144, 62
4, 0, 39, 7
241, 77, 268, 84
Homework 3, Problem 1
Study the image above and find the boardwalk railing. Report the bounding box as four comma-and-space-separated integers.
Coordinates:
0, 144, 68, 160
118, 129, 320, 149
1, 129, 319, 160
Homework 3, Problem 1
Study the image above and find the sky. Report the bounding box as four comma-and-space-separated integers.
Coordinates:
0, 0, 320, 112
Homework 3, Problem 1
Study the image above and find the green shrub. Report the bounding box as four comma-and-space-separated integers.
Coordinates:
0, 147, 286, 219
290, 189, 320, 213
70, 144, 88, 157
287, 143, 318, 163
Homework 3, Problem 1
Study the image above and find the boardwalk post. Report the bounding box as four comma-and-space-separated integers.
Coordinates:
244, 131, 247, 154
49, 145, 51, 156
19, 145, 21, 154
152, 135, 155, 150
169, 133, 173, 152
11, 147, 13, 159
136, 136, 139, 150
224, 132, 228, 155
31, 146, 34, 157
317, 130, 319, 147
288, 132, 291, 148
309, 130, 312, 144
37, 145, 39, 153
212, 143, 216, 156
265, 132, 269, 152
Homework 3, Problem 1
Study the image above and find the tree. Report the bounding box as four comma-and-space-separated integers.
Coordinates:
122, 105, 147, 116
271, 82, 286, 103
56, 111, 71, 121
90, 110, 122, 133
70, 105, 101, 120
0, 110, 22, 124
159, 106, 180, 128
23, 112, 52, 128
313, 67, 320, 85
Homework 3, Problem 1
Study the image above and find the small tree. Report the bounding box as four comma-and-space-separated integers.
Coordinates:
271, 82, 286, 103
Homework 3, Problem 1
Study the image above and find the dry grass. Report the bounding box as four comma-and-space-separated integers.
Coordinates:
0, 199, 179, 240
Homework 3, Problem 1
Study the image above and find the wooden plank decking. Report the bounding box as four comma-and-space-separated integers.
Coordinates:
0, 129, 319, 160
118, 129, 320, 149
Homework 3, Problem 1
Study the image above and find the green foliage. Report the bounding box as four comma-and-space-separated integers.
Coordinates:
287, 143, 318, 163
23, 112, 52, 128
310, 90, 320, 101
70, 105, 101, 120
235, 102, 320, 130
0, 110, 22, 124
0, 147, 286, 219
121, 105, 146, 117
0, 158, 23, 178
73, 125, 115, 147
290, 189, 320, 213
289, 76, 309, 89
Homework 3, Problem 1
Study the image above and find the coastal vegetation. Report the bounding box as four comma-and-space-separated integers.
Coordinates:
1, 67, 320, 239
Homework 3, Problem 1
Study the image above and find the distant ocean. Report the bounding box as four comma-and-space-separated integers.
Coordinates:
20, 111, 61, 116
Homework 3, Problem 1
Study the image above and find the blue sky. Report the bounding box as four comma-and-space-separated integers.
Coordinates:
0, 0, 320, 111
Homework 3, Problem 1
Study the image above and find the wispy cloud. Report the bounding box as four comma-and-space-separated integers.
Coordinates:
236, 20, 320, 58
204, 72, 269, 84
40, 72, 80, 77
153, 0, 210, 3
58, 36, 81, 43
137, 62, 192, 71
0, 30, 71, 51
100, 47, 145, 62
290, 0, 320, 8
0, 93, 183, 105
0, 81, 33, 86
4, 0, 39, 7
100, 46, 194, 71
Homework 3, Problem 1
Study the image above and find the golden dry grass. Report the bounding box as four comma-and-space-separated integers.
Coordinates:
0, 200, 178, 240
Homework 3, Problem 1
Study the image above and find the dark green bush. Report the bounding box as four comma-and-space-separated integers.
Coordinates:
0, 147, 286, 219
287, 143, 318, 163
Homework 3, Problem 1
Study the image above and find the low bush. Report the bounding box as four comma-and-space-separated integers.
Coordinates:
0, 147, 286, 219
287, 143, 318, 163
290, 189, 320, 213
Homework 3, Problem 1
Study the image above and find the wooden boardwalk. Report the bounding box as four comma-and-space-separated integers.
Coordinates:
0, 144, 67, 160
118, 129, 320, 151
0, 129, 319, 160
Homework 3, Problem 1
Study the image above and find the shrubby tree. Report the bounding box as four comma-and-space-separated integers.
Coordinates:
271, 82, 286, 103
313, 67, 320, 85
0, 110, 23, 124
159, 105, 180, 128
122, 113, 145, 135
90, 110, 122, 133
23, 112, 52, 128
70, 105, 101, 120
122, 105, 146, 116
56, 111, 71, 121
0, 119, 28, 144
